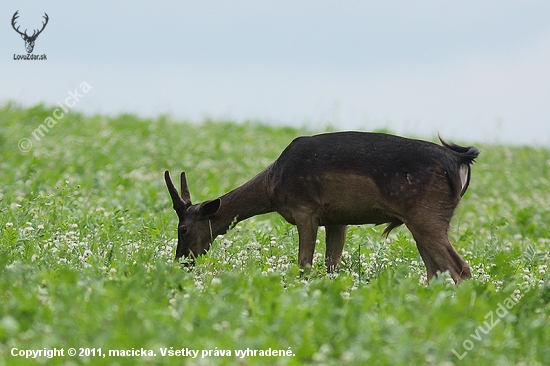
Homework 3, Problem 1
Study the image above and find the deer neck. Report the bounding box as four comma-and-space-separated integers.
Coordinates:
210, 167, 274, 236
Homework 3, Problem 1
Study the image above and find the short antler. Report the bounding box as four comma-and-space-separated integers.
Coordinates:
180, 172, 191, 206
164, 170, 191, 213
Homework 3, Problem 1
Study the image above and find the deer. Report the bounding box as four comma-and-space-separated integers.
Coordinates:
12, 11, 49, 54
165, 131, 480, 283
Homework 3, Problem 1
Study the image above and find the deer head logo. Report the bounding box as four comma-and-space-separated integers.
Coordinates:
12, 11, 49, 54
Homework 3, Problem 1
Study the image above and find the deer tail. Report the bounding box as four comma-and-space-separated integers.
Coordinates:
439, 136, 480, 197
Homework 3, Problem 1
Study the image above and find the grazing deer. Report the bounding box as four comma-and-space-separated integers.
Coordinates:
11, 11, 49, 54
165, 132, 479, 283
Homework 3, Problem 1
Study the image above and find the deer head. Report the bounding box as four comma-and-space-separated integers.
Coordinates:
164, 171, 221, 264
12, 11, 49, 54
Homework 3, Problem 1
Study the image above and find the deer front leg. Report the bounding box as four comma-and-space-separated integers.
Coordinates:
325, 225, 347, 273
295, 216, 319, 273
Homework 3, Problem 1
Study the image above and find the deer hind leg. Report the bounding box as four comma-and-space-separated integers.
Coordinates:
295, 216, 319, 273
406, 220, 471, 283
325, 225, 347, 273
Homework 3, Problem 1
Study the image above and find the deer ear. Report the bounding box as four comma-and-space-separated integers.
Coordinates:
199, 199, 221, 217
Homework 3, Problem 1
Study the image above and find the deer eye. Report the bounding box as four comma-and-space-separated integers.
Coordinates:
179, 227, 188, 235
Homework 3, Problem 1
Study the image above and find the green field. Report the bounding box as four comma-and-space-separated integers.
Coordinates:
1, 103, 549, 365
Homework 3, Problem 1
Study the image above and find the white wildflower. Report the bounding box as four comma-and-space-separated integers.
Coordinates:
211, 277, 222, 286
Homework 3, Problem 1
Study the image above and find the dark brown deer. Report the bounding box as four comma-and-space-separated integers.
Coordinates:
165, 132, 479, 283
11, 11, 49, 54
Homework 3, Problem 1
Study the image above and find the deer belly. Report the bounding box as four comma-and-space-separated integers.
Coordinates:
273, 171, 399, 226
319, 206, 395, 226
318, 173, 397, 225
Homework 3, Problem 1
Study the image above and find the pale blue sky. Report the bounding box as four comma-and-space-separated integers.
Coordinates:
2, 1, 550, 145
